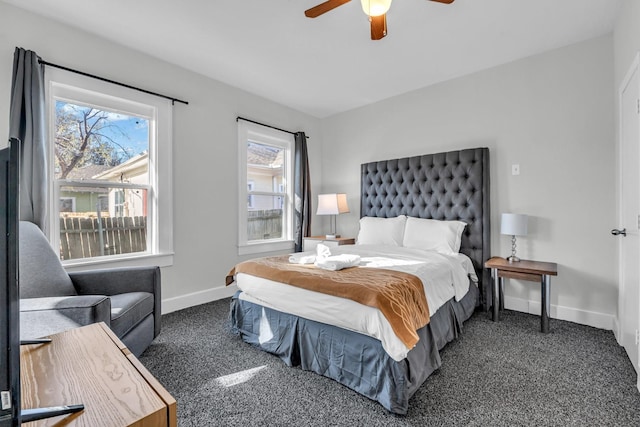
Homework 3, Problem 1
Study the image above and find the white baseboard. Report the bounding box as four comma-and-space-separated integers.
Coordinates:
503, 296, 616, 331
161, 284, 238, 314
612, 317, 622, 345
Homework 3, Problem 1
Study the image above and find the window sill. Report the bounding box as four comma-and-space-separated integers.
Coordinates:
238, 240, 294, 256
63, 252, 174, 273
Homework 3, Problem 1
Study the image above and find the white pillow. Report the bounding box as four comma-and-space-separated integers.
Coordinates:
402, 217, 467, 254
356, 215, 407, 246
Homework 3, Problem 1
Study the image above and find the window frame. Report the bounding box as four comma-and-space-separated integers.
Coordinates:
237, 120, 294, 255
45, 68, 174, 270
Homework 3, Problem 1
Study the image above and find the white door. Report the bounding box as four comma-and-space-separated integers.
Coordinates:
618, 54, 640, 377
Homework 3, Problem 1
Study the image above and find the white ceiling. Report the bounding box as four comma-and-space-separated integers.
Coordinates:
4, 0, 621, 118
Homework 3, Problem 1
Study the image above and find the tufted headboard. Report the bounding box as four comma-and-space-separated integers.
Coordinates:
360, 147, 491, 310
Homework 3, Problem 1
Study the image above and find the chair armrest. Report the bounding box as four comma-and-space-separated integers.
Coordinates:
69, 266, 161, 337
69, 266, 160, 295
20, 295, 111, 327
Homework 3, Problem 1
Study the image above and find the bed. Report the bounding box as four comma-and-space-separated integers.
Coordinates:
228, 147, 491, 414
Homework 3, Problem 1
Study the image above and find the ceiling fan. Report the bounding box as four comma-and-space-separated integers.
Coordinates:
305, 0, 454, 40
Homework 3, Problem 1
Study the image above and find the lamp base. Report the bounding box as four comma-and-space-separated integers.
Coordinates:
506, 235, 521, 262
325, 234, 340, 239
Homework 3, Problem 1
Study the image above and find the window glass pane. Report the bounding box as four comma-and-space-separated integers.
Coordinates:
238, 120, 293, 254
58, 185, 148, 260
54, 101, 149, 184
247, 195, 284, 241
246, 141, 284, 192
54, 99, 151, 261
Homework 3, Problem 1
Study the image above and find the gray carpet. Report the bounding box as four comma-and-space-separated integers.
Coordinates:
139, 299, 640, 426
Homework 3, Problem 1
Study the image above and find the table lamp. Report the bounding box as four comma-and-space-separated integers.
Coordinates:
501, 213, 528, 262
316, 193, 349, 239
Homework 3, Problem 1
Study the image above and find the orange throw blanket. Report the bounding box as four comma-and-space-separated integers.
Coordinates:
226, 255, 430, 349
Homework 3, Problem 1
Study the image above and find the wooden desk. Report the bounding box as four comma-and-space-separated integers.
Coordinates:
21, 323, 176, 426
485, 257, 558, 333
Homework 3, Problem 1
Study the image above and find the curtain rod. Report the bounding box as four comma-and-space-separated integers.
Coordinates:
236, 116, 309, 139
38, 59, 189, 105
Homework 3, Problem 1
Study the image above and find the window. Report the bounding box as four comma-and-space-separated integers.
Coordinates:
238, 121, 294, 255
59, 197, 76, 213
113, 189, 126, 218
46, 69, 173, 267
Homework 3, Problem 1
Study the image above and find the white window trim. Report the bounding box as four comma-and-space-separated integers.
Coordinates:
238, 121, 294, 255
45, 68, 173, 269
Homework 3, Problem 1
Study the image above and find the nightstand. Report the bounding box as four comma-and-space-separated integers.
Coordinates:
485, 257, 558, 333
303, 236, 356, 251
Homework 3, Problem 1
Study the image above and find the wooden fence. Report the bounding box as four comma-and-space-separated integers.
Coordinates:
59, 216, 147, 260
60, 210, 280, 259
247, 209, 282, 240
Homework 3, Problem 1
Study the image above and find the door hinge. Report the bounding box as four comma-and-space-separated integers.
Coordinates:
636, 329, 640, 346
637, 98, 640, 114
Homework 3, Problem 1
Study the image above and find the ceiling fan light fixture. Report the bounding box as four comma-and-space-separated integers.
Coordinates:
360, 0, 392, 17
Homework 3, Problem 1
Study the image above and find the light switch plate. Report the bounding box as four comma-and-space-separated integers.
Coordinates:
512, 164, 520, 175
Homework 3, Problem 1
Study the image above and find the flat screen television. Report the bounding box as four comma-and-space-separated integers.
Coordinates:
0, 138, 83, 426
0, 138, 20, 426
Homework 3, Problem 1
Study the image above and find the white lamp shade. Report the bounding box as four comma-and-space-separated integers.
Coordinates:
360, 0, 392, 16
500, 213, 528, 236
316, 193, 350, 215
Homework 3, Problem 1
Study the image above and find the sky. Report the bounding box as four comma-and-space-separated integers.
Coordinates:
56, 100, 149, 161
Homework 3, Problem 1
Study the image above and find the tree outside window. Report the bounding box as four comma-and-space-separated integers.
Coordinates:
54, 100, 150, 260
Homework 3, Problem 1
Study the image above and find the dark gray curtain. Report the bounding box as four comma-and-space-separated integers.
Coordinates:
9, 47, 48, 232
293, 132, 311, 252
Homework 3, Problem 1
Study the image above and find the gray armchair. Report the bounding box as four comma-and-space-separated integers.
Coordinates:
19, 221, 161, 357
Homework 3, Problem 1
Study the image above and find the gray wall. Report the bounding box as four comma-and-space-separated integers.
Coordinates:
320, 35, 616, 329
0, 2, 323, 310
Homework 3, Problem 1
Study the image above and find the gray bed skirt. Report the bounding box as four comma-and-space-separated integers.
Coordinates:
229, 284, 479, 415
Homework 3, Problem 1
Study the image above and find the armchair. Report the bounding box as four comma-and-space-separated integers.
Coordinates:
19, 221, 161, 357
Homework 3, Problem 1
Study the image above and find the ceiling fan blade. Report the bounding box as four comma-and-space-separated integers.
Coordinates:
429, 0, 455, 3
370, 14, 387, 40
305, 0, 351, 18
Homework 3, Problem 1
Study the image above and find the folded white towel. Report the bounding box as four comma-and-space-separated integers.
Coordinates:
288, 254, 316, 264
314, 254, 361, 271
316, 243, 332, 260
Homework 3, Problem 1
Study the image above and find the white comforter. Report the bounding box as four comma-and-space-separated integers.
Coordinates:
236, 244, 477, 362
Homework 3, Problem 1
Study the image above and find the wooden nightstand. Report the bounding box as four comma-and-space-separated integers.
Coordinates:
303, 236, 355, 251
485, 257, 558, 333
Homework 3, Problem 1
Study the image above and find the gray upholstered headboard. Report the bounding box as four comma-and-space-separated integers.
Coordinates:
360, 147, 491, 310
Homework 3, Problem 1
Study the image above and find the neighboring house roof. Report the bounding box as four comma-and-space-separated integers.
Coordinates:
64, 164, 112, 180
60, 152, 148, 194
60, 163, 112, 194
93, 152, 148, 181
247, 143, 283, 168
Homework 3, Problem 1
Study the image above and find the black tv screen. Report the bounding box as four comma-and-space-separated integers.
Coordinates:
0, 139, 83, 426
0, 138, 20, 426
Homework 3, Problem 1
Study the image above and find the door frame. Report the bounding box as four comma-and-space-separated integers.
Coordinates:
617, 51, 640, 392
